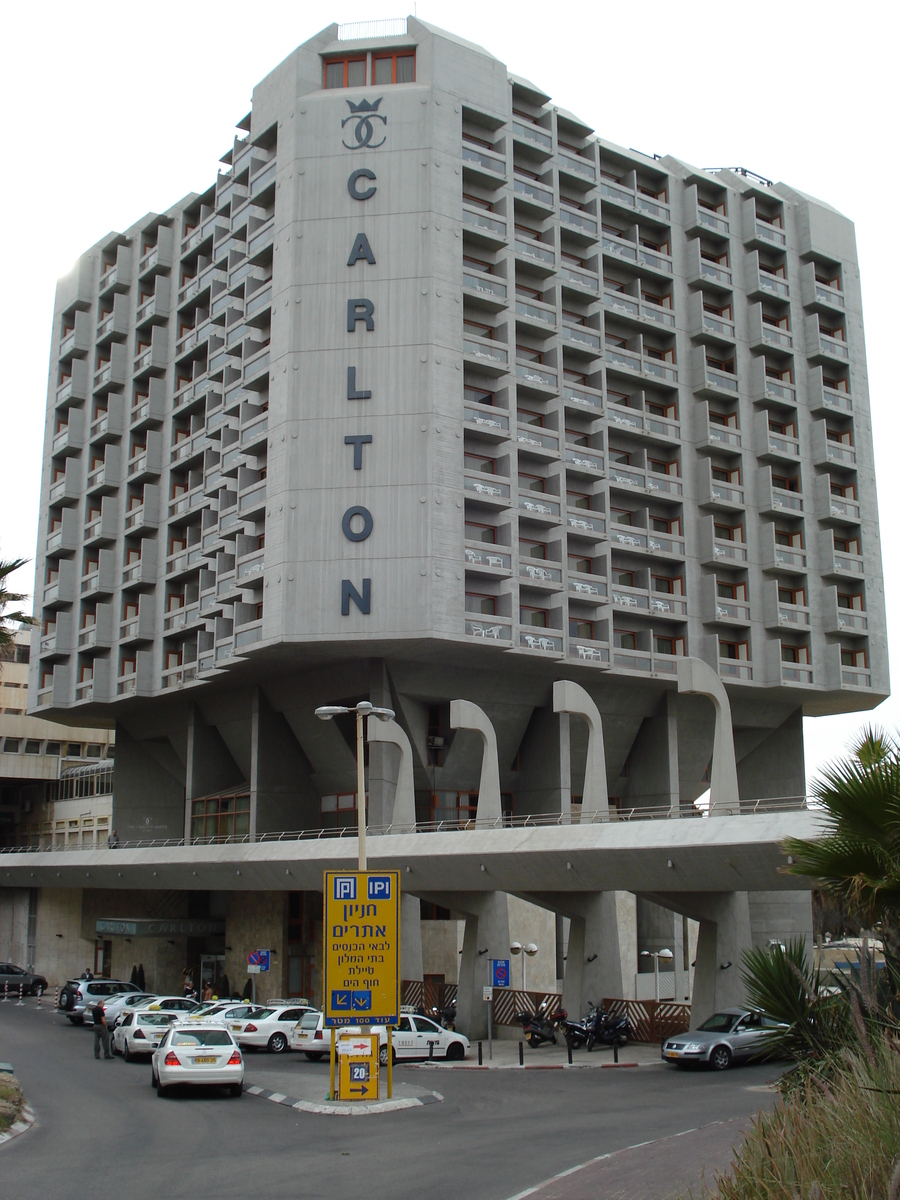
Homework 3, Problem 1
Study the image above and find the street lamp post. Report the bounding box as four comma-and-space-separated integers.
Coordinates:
314, 701, 395, 870
640, 947, 674, 1002
510, 941, 539, 992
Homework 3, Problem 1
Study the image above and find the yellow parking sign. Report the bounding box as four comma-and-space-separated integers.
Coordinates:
337, 1033, 380, 1101
324, 870, 400, 1027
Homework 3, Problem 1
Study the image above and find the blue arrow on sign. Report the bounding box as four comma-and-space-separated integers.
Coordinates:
351, 990, 372, 1011
331, 991, 352, 1011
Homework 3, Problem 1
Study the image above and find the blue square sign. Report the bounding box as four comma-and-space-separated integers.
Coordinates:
333, 876, 357, 901
492, 959, 510, 988
367, 875, 391, 900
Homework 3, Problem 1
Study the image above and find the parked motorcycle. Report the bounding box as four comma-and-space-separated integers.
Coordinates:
517, 997, 567, 1047
564, 1003, 629, 1051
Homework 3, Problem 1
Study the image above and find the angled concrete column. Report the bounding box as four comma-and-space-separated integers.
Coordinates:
552, 680, 609, 821
454, 891, 511, 1039
549, 891, 633, 1017
688, 891, 752, 1026
401, 892, 424, 984
676, 658, 739, 816
449, 700, 501, 824
366, 717, 416, 831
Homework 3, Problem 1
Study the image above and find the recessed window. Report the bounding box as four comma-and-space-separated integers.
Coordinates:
466, 593, 496, 616
46, 742, 61, 756
324, 56, 366, 89
3, 738, 21, 753
24, 740, 42, 754
372, 52, 415, 85
86, 744, 102, 758
570, 619, 594, 639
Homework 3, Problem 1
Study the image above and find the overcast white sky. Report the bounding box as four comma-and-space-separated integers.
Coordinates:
1, 1, 896, 785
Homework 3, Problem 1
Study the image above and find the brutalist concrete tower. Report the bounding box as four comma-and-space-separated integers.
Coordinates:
31, 17, 886, 845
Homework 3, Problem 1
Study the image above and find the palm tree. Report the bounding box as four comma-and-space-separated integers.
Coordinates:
0, 557, 35, 652
783, 725, 900, 971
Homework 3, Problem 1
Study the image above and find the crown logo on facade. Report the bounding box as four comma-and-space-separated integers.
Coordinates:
345, 97, 383, 115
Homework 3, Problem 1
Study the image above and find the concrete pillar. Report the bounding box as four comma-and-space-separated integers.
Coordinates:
558, 713, 571, 821
449, 700, 501, 825
401, 893, 424, 984
560, 892, 634, 1016
676, 658, 739, 816
366, 660, 394, 829
366, 717, 416, 831
689, 891, 752, 1026
454, 891, 511, 1039
552, 680, 609, 821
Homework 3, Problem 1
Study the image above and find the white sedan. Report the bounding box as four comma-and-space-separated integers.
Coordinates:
151, 1024, 244, 1098
190, 1002, 267, 1025
291, 1012, 468, 1063
117, 995, 202, 1026
112, 1010, 176, 1060
230, 1004, 316, 1053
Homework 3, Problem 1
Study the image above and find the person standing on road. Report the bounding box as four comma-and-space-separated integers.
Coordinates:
92, 1001, 113, 1060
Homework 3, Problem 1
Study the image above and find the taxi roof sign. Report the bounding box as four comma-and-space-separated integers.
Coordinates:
324, 870, 400, 1027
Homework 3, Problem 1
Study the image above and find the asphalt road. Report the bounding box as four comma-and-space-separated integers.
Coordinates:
1, 1001, 779, 1199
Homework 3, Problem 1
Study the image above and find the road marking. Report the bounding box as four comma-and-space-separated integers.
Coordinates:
502, 1122, 728, 1200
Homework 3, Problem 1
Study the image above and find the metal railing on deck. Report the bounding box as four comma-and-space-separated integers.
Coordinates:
0, 796, 813, 853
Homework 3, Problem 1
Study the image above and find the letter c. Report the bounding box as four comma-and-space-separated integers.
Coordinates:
348, 168, 377, 201
342, 506, 374, 542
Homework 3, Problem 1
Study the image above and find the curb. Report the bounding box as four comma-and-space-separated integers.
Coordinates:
408, 1059, 658, 1071
0, 1105, 35, 1147
243, 1083, 443, 1116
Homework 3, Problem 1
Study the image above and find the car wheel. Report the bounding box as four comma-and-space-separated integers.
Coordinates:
710, 1045, 732, 1071
268, 1032, 288, 1054
111, 1040, 121, 1056
156, 1081, 168, 1097
445, 1041, 465, 1061
123, 1042, 133, 1062
305, 1052, 324, 1062
151, 1068, 158, 1088
378, 1045, 389, 1067
70, 1015, 83, 1026
230, 1084, 243, 1098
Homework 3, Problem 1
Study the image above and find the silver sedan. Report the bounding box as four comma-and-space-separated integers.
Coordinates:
662, 1008, 786, 1070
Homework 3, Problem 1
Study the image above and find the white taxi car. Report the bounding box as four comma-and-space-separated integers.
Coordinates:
291, 1011, 468, 1063
151, 1024, 243, 1098
190, 1002, 267, 1025
117, 995, 201, 1026
230, 1004, 316, 1053
112, 1010, 177, 1060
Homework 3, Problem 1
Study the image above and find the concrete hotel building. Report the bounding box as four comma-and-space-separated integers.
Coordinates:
13, 17, 886, 1010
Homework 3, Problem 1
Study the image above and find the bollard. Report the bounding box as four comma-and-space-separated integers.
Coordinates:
429, 1039, 434, 1061
613, 1042, 619, 1064
477, 1041, 483, 1066
567, 1042, 572, 1065
16, 983, 24, 1007
518, 1041, 524, 1066
2, 982, 8, 1003
37, 987, 42, 1010
54, 986, 59, 1012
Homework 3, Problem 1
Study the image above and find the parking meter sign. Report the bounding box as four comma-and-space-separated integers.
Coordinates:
492, 959, 510, 988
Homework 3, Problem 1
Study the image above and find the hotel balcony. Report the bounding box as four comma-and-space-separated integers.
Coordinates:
56, 359, 89, 408
89, 394, 125, 445
697, 460, 744, 512
823, 585, 868, 637
563, 382, 604, 417
135, 278, 170, 330
133, 327, 169, 380
84, 498, 119, 546
58, 310, 92, 363
748, 356, 796, 407
701, 576, 751, 627
77, 604, 115, 655
698, 518, 748, 569
819, 531, 865, 580
754, 411, 799, 464
464, 543, 511, 578
463, 613, 512, 644
463, 335, 509, 376
691, 347, 738, 400
92, 343, 128, 395
86, 445, 121, 495
605, 289, 677, 335
514, 237, 556, 276
611, 644, 681, 677
463, 269, 508, 310
568, 636, 610, 667
745, 252, 790, 302
766, 640, 814, 687
805, 315, 850, 365
687, 292, 735, 345
98, 244, 132, 298
517, 493, 561, 525
741, 198, 787, 250
568, 570, 608, 602
608, 461, 682, 500
800, 262, 845, 313
696, 404, 741, 455
608, 400, 680, 445
463, 402, 510, 442
824, 642, 872, 691
748, 304, 794, 355
760, 524, 807, 576
609, 522, 685, 560
814, 475, 860, 526
516, 422, 560, 460
811, 420, 856, 471
612, 581, 687, 621
558, 149, 596, 186
685, 240, 732, 292
462, 204, 507, 248
757, 467, 804, 518
808, 366, 852, 417
97, 294, 131, 344
683, 186, 729, 240
519, 558, 563, 591
762, 580, 810, 632
51, 409, 84, 458
138, 225, 174, 279
565, 508, 606, 542
461, 141, 507, 186
46, 507, 80, 558
121, 599, 156, 644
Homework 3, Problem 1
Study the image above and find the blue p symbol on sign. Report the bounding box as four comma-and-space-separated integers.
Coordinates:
334, 877, 357, 900
367, 876, 391, 900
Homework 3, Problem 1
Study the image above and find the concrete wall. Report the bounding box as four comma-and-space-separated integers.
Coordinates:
420, 918, 462, 984
223, 891, 288, 1004
0, 888, 30, 966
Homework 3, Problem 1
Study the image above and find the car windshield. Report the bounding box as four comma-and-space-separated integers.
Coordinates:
697, 1013, 741, 1033
170, 1029, 234, 1047
300, 1013, 320, 1030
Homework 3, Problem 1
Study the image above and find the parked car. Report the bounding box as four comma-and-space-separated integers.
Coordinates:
230, 1004, 316, 1053
105, 993, 158, 1027
662, 1008, 787, 1070
119, 995, 203, 1021
151, 1023, 243, 1098
112, 1010, 177, 1060
58, 978, 143, 1024
190, 1002, 268, 1025
0, 962, 48, 997
290, 1011, 468, 1064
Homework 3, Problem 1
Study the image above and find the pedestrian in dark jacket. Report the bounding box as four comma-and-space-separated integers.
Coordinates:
92, 1002, 113, 1060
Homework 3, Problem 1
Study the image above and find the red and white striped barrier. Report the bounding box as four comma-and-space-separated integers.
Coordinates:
16, 982, 25, 1006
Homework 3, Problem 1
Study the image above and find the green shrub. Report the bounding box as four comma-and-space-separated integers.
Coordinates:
703, 1031, 900, 1199
0, 1074, 25, 1133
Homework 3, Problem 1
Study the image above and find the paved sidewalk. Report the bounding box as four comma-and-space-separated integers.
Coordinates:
243, 1065, 442, 1116
506, 1116, 753, 1200
410, 1038, 664, 1070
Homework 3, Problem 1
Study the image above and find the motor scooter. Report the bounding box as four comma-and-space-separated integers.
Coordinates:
516, 997, 567, 1047
565, 1003, 629, 1050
